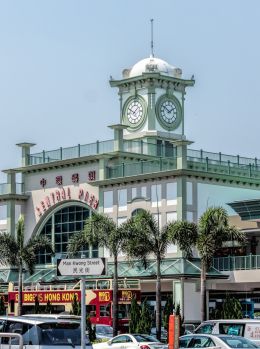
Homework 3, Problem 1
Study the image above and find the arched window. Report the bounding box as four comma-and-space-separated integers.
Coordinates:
131, 208, 145, 217
36, 205, 97, 265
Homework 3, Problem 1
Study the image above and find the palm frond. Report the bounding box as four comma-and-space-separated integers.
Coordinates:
67, 231, 88, 257
0, 233, 19, 266
167, 220, 198, 259
16, 215, 25, 250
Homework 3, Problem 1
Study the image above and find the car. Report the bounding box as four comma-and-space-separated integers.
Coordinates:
0, 315, 93, 349
194, 319, 260, 345
150, 327, 168, 343
179, 333, 258, 349
93, 333, 168, 348
94, 324, 113, 340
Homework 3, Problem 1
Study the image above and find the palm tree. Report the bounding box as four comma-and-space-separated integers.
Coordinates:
168, 220, 198, 259
0, 215, 53, 316
67, 212, 125, 337
197, 207, 246, 321
120, 210, 171, 341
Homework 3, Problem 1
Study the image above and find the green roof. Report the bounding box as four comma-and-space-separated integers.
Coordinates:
228, 199, 260, 220
6, 258, 227, 284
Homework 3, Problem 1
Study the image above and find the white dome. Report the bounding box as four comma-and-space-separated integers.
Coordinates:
126, 56, 182, 78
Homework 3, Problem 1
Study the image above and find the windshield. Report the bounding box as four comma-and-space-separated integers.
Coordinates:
96, 326, 113, 335
219, 336, 259, 348
133, 334, 160, 342
38, 322, 81, 346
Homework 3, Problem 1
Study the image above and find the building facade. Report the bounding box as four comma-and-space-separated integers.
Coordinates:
1, 54, 260, 322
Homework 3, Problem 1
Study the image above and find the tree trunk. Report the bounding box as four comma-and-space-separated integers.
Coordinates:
18, 262, 23, 316
200, 261, 207, 321
112, 253, 118, 337
156, 254, 162, 341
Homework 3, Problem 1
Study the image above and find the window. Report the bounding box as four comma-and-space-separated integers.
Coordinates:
86, 305, 96, 317
187, 212, 193, 222
39, 322, 81, 346
195, 324, 214, 334
118, 189, 127, 211
180, 337, 193, 348
190, 336, 215, 348
91, 243, 98, 258
104, 191, 113, 213
166, 212, 177, 223
165, 141, 174, 157
100, 304, 110, 317
157, 140, 163, 157
141, 186, 147, 198
219, 323, 244, 336
167, 182, 177, 205
151, 184, 161, 207
132, 187, 137, 200
3, 321, 34, 345
187, 182, 193, 205
152, 213, 161, 229
111, 335, 129, 344
36, 205, 91, 264
97, 280, 110, 289
118, 217, 127, 226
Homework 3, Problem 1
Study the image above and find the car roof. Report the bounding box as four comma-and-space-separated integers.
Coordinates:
199, 319, 260, 323
181, 334, 245, 339
0, 315, 80, 325
22, 314, 81, 320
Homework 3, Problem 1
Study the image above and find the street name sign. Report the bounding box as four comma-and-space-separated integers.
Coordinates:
57, 258, 106, 276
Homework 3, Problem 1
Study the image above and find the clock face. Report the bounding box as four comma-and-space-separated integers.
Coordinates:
123, 96, 147, 130
160, 100, 177, 125
156, 95, 181, 130
127, 99, 143, 124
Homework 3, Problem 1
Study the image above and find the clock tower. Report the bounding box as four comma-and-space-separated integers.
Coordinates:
109, 55, 195, 144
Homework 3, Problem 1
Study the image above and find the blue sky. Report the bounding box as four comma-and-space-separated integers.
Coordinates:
0, 0, 259, 180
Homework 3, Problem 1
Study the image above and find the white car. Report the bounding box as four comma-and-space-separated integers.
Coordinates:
179, 334, 258, 349
95, 324, 113, 340
93, 333, 168, 349
0, 315, 93, 349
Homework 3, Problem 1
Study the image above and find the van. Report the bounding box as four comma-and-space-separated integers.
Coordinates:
0, 315, 93, 349
195, 319, 260, 345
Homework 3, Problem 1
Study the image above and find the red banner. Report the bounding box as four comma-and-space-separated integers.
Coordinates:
9, 290, 81, 304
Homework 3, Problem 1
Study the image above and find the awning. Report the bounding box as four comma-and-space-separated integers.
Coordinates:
228, 199, 260, 221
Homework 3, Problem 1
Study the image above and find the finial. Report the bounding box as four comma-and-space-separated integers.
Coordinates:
150, 19, 154, 58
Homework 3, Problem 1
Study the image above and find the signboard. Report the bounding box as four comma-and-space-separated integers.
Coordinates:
57, 258, 106, 276
8, 290, 81, 304
245, 324, 260, 340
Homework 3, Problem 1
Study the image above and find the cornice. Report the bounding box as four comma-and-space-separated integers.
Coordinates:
91, 168, 260, 189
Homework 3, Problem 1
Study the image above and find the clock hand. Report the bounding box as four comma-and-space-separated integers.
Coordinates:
164, 106, 171, 113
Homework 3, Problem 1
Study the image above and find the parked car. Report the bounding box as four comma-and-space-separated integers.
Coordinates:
0, 315, 93, 349
93, 333, 168, 348
179, 334, 258, 349
194, 319, 260, 345
94, 324, 113, 340
150, 327, 168, 342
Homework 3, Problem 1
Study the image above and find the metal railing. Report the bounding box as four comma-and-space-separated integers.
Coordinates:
28, 139, 178, 165
1, 142, 260, 193
106, 157, 177, 179
28, 140, 115, 165
213, 254, 260, 271
0, 333, 23, 349
0, 183, 8, 195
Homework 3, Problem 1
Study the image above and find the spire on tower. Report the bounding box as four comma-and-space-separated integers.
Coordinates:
150, 18, 154, 58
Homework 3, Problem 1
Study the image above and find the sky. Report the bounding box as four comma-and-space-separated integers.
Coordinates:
0, 0, 260, 181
